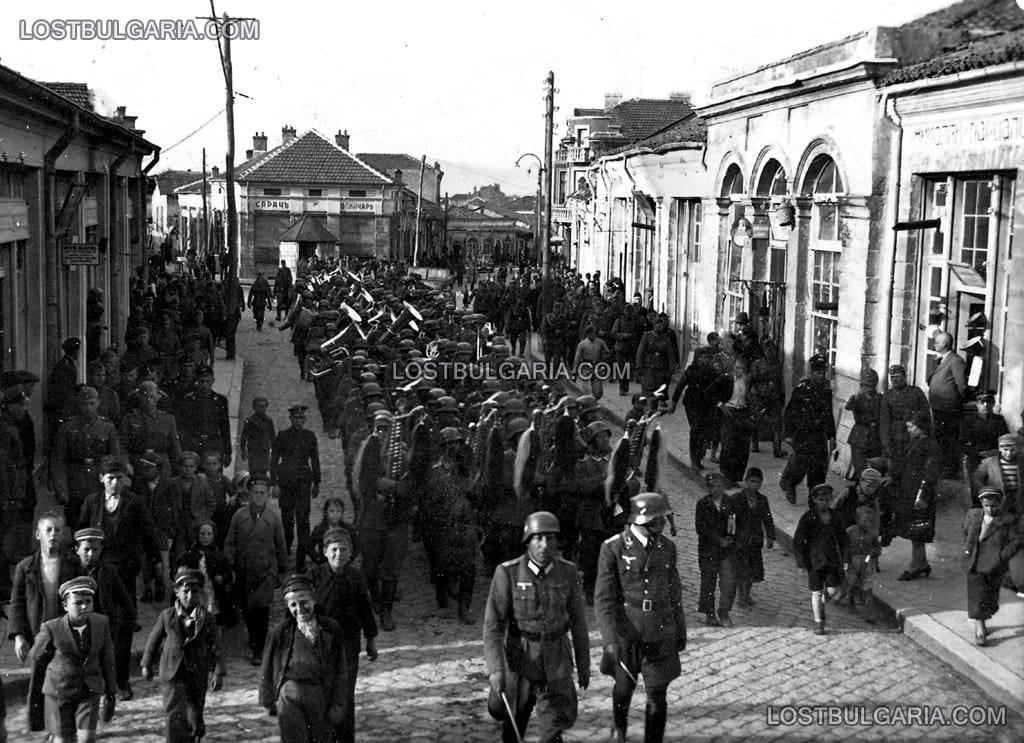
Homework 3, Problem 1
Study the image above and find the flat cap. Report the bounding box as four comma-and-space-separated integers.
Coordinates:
99, 455, 129, 474
73, 527, 105, 543
322, 527, 354, 547
59, 576, 96, 599
978, 487, 1003, 503
62, 337, 82, 354
1, 370, 39, 388
248, 472, 273, 488
888, 364, 907, 375
809, 483, 834, 499
808, 354, 829, 372
282, 574, 314, 595
288, 404, 309, 415
173, 567, 205, 588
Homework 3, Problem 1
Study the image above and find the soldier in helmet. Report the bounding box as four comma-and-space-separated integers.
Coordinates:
483, 512, 590, 743
780, 354, 837, 505
594, 492, 686, 743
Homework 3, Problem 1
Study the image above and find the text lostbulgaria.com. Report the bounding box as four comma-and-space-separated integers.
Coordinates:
765, 704, 1008, 728
18, 18, 261, 42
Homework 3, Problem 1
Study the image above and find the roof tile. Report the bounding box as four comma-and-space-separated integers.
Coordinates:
239, 130, 392, 185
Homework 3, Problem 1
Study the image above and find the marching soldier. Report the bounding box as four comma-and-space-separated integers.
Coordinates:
483, 512, 590, 743
611, 302, 645, 396
634, 315, 676, 397
780, 354, 836, 505
51, 386, 121, 529
119, 380, 182, 480
595, 492, 687, 743
479, 418, 530, 574
177, 365, 232, 466
44, 337, 81, 447
879, 364, 929, 463
577, 420, 614, 605
270, 404, 321, 573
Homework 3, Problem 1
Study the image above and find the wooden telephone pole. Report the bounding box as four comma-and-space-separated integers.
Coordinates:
540, 71, 555, 314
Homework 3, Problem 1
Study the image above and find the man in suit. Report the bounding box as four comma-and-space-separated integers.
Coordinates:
28, 576, 117, 741
927, 332, 967, 478
595, 493, 686, 743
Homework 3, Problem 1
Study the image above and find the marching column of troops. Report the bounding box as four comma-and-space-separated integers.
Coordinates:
2, 255, 1023, 743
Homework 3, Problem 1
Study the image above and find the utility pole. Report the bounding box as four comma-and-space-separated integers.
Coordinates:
413, 154, 425, 267
201, 147, 208, 258
221, 12, 237, 283
540, 71, 555, 315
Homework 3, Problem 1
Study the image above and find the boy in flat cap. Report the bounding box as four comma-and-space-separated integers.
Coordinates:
260, 575, 349, 743
793, 484, 848, 636
28, 576, 117, 741
72, 528, 137, 700
141, 567, 221, 743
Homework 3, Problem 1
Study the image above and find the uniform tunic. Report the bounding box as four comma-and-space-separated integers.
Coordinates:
781, 377, 836, 495
119, 408, 182, 479
178, 389, 232, 461
51, 415, 120, 506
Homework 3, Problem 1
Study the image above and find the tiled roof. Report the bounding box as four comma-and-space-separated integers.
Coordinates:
238, 130, 392, 185
39, 82, 92, 110
153, 170, 202, 194
633, 114, 708, 148
611, 98, 696, 141
899, 0, 1024, 36
884, 27, 1024, 84
358, 153, 435, 175
174, 178, 212, 195
279, 216, 339, 243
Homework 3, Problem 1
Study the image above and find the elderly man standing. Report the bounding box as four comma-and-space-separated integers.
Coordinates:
260, 574, 348, 743
927, 331, 968, 479
595, 492, 687, 743
483, 512, 590, 743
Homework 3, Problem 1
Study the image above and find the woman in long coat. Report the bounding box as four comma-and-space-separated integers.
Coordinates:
224, 474, 287, 665
891, 411, 940, 581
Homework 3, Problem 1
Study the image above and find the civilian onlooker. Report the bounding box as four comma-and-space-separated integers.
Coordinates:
842, 505, 881, 622
793, 484, 847, 636
844, 368, 882, 479
239, 396, 276, 476
962, 488, 1019, 646
748, 340, 785, 457
695, 472, 738, 627
710, 357, 753, 485
832, 467, 882, 533
668, 346, 718, 471
572, 325, 610, 400
972, 433, 1023, 517
926, 332, 967, 479
892, 411, 940, 581
733, 468, 775, 607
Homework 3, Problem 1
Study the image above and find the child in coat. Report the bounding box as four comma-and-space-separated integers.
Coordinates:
28, 576, 116, 741
141, 567, 221, 743
733, 468, 775, 607
843, 505, 882, 622
793, 483, 849, 636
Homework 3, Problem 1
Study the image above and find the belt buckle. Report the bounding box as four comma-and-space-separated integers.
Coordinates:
642, 599, 653, 612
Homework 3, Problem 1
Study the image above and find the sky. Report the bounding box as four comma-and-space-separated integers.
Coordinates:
1, 0, 965, 194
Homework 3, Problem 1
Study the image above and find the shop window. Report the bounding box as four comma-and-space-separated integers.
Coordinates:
805, 154, 844, 370
957, 178, 992, 278
308, 189, 322, 197
725, 235, 746, 325
263, 188, 282, 196
349, 190, 367, 198
721, 164, 745, 198
811, 249, 840, 369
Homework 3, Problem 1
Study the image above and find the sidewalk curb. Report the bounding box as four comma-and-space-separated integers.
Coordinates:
582, 387, 1023, 716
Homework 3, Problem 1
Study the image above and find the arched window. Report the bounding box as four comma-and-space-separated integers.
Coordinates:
721, 164, 745, 197
756, 160, 788, 200
802, 154, 844, 371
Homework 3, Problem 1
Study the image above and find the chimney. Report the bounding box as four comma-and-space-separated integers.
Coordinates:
604, 92, 622, 111
335, 129, 350, 150
245, 149, 253, 160
211, 166, 220, 178
252, 131, 268, 153
668, 90, 692, 106
282, 125, 297, 144
393, 169, 403, 185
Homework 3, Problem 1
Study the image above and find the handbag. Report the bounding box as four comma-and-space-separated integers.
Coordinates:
905, 516, 934, 541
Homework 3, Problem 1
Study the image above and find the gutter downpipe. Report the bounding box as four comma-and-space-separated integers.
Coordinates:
44, 113, 79, 369
621, 155, 640, 297
880, 91, 903, 379
140, 149, 161, 285
599, 158, 613, 280
106, 149, 129, 355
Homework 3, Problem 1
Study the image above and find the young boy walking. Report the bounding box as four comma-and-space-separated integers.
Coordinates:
141, 567, 222, 743
844, 505, 882, 622
793, 484, 849, 635
28, 576, 117, 742
733, 468, 775, 607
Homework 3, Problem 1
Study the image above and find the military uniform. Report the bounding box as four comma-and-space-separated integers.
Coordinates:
483, 553, 590, 743
634, 329, 675, 396
575, 452, 611, 603
595, 522, 686, 743
612, 310, 645, 395
879, 384, 930, 462
780, 373, 836, 502
239, 410, 275, 476
51, 414, 121, 526
270, 421, 321, 572
119, 407, 182, 480
178, 388, 231, 463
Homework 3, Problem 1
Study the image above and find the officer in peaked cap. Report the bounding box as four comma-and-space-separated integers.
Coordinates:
270, 402, 321, 573
483, 511, 590, 743
595, 492, 686, 742
780, 353, 836, 505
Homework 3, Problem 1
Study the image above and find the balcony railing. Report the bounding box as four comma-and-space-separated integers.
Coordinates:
555, 146, 591, 163
553, 205, 571, 224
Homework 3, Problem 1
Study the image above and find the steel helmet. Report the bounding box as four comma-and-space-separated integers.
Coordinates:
438, 427, 463, 445
629, 492, 670, 525
231, 470, 251, 491
522, 511, 560, 543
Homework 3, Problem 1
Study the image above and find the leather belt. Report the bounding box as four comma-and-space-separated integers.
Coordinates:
511, 625, 568, 642
624, 597, 662, 612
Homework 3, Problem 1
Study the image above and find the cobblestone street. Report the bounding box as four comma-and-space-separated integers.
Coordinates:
9, 318, 1024, 742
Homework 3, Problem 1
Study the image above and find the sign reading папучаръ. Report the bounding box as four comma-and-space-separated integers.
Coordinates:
911, 114, 1024, 147
62, 243, 98, 266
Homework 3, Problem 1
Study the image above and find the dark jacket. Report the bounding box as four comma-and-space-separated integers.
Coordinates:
78, 562, 137, 630
258, 615, 348, 709
793, 508, 848, 572
309, 562, 377, 651
695, 494, 738, 560
8, 551, 79, 643
141, 604, 219, 682
734, 491, 775, 548
30, 613, 116, 702
78, 490, 162, 574
962, 509, 1019, 575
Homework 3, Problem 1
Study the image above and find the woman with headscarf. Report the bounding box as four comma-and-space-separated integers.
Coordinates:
845, 368, 882, 479
891, 411, 940, 580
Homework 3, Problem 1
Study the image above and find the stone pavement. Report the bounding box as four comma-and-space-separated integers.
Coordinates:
560, 361, 1024, 717
5, 319, 1024, 741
